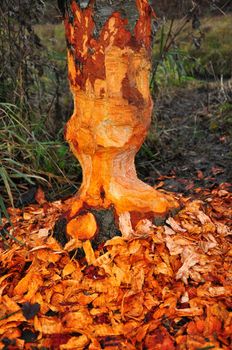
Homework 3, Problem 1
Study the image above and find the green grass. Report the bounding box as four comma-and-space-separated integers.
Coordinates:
185, 15, 232, 78
152, 14, 232, 89
175, 14, 232, 78
0, 102, 79, 206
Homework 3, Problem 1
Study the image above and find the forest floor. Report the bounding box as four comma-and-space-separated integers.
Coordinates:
0, 81, 231, 350
0, 153, 231, 350
137, 80, 232, 196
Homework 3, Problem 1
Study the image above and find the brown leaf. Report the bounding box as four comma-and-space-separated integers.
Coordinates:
35, 186, 46, 205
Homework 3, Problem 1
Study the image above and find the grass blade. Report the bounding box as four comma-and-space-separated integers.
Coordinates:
0, 167, 14, 207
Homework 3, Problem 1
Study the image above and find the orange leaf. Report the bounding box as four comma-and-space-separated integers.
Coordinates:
67, 213, 97, 240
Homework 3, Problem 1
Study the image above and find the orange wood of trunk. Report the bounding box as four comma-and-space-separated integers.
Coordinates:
64, 0, 178, 218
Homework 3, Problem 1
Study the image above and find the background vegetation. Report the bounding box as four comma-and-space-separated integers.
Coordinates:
0, 0, 231, 210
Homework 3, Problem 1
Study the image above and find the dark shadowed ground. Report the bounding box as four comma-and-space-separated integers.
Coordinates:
136, 81, 232, 195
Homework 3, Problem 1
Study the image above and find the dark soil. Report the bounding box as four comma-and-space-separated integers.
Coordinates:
137, 81, 232, 194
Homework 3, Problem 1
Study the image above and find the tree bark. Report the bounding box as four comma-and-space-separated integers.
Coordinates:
62, 0, 178, 239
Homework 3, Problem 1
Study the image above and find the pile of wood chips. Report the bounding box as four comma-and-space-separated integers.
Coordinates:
0, 184, 231, 350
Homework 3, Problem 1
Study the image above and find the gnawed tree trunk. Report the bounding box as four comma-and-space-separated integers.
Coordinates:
61, 0, 179, 242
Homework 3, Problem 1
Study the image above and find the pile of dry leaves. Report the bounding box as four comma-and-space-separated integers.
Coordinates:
0, 184, 231, 349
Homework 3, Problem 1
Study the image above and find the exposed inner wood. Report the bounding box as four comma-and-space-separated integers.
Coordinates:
64, 0, 179, 232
